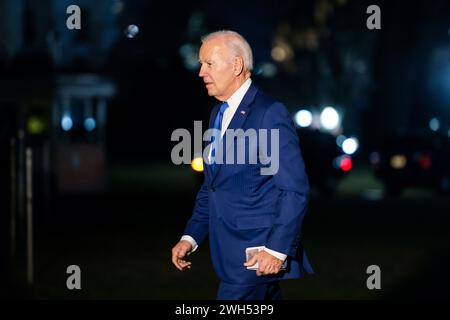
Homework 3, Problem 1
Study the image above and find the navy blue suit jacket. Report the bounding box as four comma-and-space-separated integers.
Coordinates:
184, 83, 313, 285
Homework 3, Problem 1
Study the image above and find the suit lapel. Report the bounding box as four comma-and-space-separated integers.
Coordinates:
210, 83, 259, 184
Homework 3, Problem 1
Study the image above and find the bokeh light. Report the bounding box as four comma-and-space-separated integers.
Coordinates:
125, 24, 139, 38
294, 110, 313, 128
320, 107, 340, 130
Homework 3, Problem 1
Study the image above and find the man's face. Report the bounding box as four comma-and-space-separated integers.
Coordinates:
198, 38, 236, 101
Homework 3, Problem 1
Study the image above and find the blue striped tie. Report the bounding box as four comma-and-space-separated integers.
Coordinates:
210, 102, 229, 173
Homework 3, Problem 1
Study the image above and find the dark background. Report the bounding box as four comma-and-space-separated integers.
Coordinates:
1, 0, 450, 299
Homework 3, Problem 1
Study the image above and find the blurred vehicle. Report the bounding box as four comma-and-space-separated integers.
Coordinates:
369, 132, 450, 196
291, 106, 359, 195
297, 128, 354, 195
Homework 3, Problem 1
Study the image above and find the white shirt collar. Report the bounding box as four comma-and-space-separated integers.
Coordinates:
209, 78, 252, 156
225, 78, 252, 113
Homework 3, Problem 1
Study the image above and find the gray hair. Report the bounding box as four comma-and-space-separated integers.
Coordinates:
201, 30, 253, 71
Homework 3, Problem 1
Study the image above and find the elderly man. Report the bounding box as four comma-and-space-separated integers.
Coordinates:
171, 30, 313, 300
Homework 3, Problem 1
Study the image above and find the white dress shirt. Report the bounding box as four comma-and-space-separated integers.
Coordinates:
207, 78, 252, 162
182, 78, 287, 263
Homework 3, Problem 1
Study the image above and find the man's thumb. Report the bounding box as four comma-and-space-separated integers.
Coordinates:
244, 255, 258, 266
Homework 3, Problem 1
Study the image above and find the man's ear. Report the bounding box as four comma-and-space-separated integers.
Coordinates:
233, 56, 244, 76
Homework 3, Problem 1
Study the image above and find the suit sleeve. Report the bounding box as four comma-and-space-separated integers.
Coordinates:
181, 104, 220, 247
261, 102, 310, 258
183, 181, 210, 247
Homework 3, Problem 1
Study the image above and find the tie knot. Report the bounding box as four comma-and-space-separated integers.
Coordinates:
219, 101, 229, 114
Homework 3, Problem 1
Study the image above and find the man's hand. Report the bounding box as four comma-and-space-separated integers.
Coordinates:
171, 240, 193, 271
243, 250, 284, 276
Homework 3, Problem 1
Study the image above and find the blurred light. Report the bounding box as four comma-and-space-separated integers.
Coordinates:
61, 114, 73, 131
339, 156, 352, 172
301, 28, 320, 51
390, 154, 407, 169
363, 189, 383, 201
369, 152, 380, 166
184, 54, 199, 71
191, 157, 204, 172
256, 63, 277, 78
427, 48, 450, 105
71, 153, 80, 168
27, 116, 46, 135
441, 178, 450, 191
271, 47, 286, 62
354, 60, 367, 74
112, 0, 124, 14
125, 24, 139, 38
333, 157, 340, 170
333, 155, 352, 171
418, 154, 432, 170
179, 44, 199, 71
294, 110, 313, 128
320, 107, 340, 130
179, 44, 192, 57
187, 12, 204, 35
342, 137, 359, 155
448, 129, 450, 138
336, 135, 347, 148
271, 42, 293, 62
429, 118, 440, 131
84, 117, 96, 131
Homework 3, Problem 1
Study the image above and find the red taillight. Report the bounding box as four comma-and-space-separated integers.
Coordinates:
419, 154, 432, 170
340, 156, 353, 172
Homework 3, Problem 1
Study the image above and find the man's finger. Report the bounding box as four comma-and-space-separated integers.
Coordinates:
257, 258, 268, 274
179, 260, 191, 267
174, 256, 186, 270
172, 247, 188, 270
176, 258, 192, 271
244, 254, 258, 267
272, 264, 280, 274
172, 254, 182, 270
259, 264, 270, 275
264, 264, 272, 275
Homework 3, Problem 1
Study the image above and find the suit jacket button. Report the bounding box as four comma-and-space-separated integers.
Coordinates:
210, 187, 216, 192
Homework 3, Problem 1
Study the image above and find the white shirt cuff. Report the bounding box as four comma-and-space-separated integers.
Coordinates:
264, 248, 287, 262
180, 235, 198, 252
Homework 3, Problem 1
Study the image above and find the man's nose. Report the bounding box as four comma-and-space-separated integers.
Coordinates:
198, 65, 206, 78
